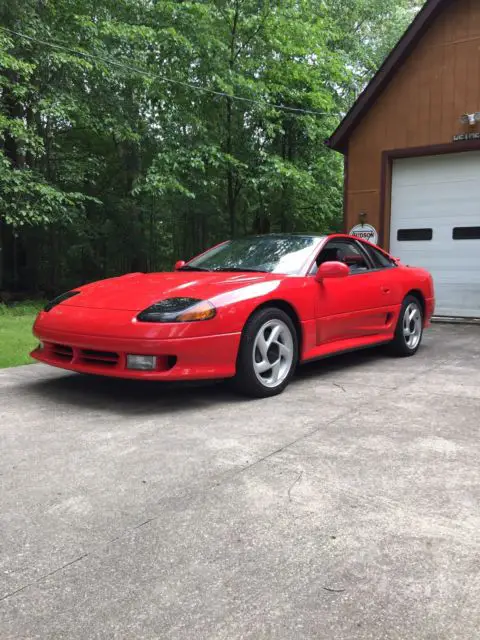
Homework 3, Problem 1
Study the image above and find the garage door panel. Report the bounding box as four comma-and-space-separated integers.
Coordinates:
393, 252, 480, 274
434, 284, 480, 318
393, 186, 480, 213
392, 241, 480, 256
390, 151, 480, 318
391, 204, 480, 223
392, 153, 480, 185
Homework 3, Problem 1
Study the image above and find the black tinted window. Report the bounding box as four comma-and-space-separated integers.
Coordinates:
362, 244, 394, 269
186, 235, 323, 274
453, 227, 480, 240
397, 228, 433, 241
316, 240, 370, 273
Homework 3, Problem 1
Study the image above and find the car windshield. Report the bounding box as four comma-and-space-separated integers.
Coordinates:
183, 235, 324, 275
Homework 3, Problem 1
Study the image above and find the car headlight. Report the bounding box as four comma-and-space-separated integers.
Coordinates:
44, 291, 80, 312
137, 298, 216, 323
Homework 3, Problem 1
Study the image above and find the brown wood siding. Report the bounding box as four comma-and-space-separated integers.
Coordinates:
344, 0, 480, 248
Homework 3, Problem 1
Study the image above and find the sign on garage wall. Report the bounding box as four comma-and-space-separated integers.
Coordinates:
349, 223, 378, 245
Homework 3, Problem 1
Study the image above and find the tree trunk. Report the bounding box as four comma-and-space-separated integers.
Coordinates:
0, 218, 4, 291
2, 76, 25, 291
225, 1, 240, 238
280, 131, 288, 232
226, 96, 236, 237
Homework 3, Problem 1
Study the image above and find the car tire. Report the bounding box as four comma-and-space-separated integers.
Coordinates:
233, 307, 299, 398
389, 295, 424, 357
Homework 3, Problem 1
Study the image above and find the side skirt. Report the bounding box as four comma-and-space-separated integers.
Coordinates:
300, 334, 393, 364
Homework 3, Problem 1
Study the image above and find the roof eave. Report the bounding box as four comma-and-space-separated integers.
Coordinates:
326, 0, 451, 154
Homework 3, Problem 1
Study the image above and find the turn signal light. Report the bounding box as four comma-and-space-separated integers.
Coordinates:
176, 301, 216, 322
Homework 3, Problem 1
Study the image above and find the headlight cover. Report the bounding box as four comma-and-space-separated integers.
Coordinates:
44, 291, 80, 312
137, 298, 216, 323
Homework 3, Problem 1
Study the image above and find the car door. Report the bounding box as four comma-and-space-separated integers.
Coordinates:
314, 239, 397, 345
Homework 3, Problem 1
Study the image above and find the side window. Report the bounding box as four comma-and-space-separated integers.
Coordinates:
315, 240, 371, 274
341, 241, 371, 273
361, 244, 395, 270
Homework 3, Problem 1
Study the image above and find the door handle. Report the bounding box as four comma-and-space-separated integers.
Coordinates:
381, 286, 390, 294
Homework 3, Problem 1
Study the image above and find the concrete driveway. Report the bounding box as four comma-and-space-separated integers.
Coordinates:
1, 324, 479, 639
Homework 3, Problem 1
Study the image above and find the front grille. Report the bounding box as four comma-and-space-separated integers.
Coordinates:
51, 344, 74, 362
79, 349, 119, 367
45, 344, 176, 373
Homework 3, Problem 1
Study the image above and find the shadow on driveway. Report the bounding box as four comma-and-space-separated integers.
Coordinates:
14, 346, 395, 416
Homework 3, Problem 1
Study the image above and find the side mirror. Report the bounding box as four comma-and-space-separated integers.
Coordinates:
174, 260, 186, 271
315, 261, 349, 281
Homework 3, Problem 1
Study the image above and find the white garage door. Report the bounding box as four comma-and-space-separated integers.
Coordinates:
390, 151, 480, 318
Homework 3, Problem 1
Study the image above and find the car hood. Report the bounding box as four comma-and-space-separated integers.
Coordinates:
63, 271, 284, 312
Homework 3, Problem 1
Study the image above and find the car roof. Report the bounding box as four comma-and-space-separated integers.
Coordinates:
243, 232, 367, 241
241, 233, 326, 240
229, 233, 391, 256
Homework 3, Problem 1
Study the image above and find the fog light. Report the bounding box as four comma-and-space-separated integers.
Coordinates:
126, 355, 157, 370
39, 341, 45, 350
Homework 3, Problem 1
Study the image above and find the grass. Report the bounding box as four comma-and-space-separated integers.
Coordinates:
0, 301, 45, 369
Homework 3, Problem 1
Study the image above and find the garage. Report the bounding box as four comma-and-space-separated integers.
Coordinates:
390, 152, 480, 318
326, 0, 480, 319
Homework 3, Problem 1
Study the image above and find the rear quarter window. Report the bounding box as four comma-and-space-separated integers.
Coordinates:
361, 244, 395, 269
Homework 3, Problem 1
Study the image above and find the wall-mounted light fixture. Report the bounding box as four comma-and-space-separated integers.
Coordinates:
460, 112, 480, 126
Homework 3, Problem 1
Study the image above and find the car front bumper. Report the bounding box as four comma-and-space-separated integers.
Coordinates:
31, 308, 241, 380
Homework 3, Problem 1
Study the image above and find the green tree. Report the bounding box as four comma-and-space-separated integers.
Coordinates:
0, 0, 422, 294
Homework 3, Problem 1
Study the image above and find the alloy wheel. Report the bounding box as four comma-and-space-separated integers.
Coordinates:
252, 319, 294, 388
403, 302, 422, 350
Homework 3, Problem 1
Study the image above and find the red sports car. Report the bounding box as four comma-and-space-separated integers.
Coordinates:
31, 234, 435, 397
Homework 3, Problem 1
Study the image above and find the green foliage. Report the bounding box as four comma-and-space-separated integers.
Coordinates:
0, 0, 422, 293
0, 301, 44, 368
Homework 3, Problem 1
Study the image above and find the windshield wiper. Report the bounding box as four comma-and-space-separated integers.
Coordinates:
213, 267, 268, 273
177, 265, 211, 272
